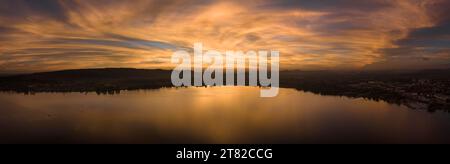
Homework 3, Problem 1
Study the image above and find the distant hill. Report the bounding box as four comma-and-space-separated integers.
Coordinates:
0, 68, 173, 94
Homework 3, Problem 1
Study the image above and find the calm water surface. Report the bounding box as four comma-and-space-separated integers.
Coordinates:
0, 87, 449, 144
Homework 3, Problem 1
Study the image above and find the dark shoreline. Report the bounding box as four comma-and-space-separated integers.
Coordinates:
1, 68, 449, 112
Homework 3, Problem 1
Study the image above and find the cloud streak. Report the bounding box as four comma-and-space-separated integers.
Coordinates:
0, 0, 449, 73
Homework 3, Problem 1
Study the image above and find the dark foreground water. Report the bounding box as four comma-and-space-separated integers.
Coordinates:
0, 87, 449, 144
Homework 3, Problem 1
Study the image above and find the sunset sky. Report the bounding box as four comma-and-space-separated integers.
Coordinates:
0, 0, 449, 73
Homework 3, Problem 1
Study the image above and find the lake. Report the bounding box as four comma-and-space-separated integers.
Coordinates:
0, 86, 449, 144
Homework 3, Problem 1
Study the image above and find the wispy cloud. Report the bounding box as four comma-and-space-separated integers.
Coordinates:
0, 0, 449, 73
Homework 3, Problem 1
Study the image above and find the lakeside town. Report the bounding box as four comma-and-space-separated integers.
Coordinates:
348, 79, 450, 112
280, 70, 450, 112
